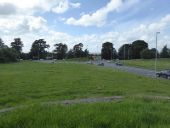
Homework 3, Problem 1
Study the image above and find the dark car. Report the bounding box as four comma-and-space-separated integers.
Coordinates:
115, 62, 123, 66
98, 62, 104, 66
156, 70, 170, 79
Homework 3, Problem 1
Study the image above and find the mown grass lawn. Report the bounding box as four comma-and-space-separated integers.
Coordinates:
122, 58, 170, 70
0, 61, 170, 127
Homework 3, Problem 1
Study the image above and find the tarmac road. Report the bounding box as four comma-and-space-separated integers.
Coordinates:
93, 61, 156, 78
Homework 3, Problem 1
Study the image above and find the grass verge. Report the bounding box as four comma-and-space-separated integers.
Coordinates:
121, 58, 170, 70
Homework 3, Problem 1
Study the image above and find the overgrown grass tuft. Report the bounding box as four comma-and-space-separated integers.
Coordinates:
1, 99, 170, 128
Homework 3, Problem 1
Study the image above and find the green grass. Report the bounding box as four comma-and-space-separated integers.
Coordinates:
122, 58, 170, 70
0, 61, 170, 109
1, 99, 170, 128
1, 61, 170, 127
66, 57, 90, 62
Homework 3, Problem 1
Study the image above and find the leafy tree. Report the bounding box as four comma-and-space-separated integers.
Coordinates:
30, 39, 50, 59
140, 48, 155, 59
0, 38, 4, 48
11, 38, 23, 55
112, 48, 118, 59
83, 49, 89, 57
160, 45, 169, 58
54, 43, 68, 59
66, 44, 89, 59
20, 53, 30, 60
67, 49, 75, 59
101, 42, 115, 60
0, 38, 8, 49
150, 48, 159, 58
73, 43, 84, 58
0, 48, 18, 63
118, 44, 132, 60
131, 40, 148, 59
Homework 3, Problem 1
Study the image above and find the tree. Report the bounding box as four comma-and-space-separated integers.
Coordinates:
101, 42, 115, 60
73, 43, 84, 58
83, 49, 89, 57
30, 39, 50, 59
140, 48, 155, 59
112, 48, 118, 59
67, 49, 75, 59
160, 45, 169, 58
118, 44, 132, 60
0, 48, 18, 63
54, 43, 68, 59
131, 40, 148, 59
0, 38, 8, 49
0, 38, 4, 48
20, 53, 30, 60
11, 38, 23, 55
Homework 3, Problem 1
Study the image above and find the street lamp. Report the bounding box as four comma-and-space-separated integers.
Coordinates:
155, 32, 160, 78
124, 45, 126, 63
110, 47, 112, 60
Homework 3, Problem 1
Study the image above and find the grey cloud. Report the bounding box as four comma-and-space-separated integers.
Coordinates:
0, 3, 17, 15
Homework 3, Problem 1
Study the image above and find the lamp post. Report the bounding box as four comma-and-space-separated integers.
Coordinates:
124, 45, 126, 63
110, 47, 112, 61
155, 32, 160, 78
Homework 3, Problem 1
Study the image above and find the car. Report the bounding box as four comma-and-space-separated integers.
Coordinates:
98, 63, 104, 66
156, 70, 170, 79
115, 62, 123, 66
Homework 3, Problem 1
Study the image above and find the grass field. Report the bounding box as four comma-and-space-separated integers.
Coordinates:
1, 99, 170, 128
122, 58, 170, 70
0, 61, 170, 127
66, 57, 90, 62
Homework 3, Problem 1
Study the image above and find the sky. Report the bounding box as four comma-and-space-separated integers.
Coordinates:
0, 0, 170, 53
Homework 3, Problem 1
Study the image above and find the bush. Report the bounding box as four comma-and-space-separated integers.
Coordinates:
140, 48, 155, 59
0, 48, 19, 63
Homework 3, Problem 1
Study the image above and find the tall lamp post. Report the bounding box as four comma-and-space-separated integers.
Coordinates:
155, 32, 160, 78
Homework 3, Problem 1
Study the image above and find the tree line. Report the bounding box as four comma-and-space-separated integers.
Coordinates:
0, 38, 89, 63
101, 40, 170, 60
0, 37, 170, 63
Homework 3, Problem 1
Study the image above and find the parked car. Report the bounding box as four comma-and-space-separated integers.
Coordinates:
156, 70, 170, 79
115, 62, 123, 66
98, 63, 104, 66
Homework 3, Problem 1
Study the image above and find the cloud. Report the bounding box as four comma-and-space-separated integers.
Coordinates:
59, 14, 170, 52
70, 2, 81, 8
0, 15, 47, 35
2, 14, 170, 53
51, 0, 69, 14
66, 0, 139, 27
0, 0, 170, 53
0, 3, 17, 15
0, 0, 80, 36
0, 0, 81, 15
66, 0, 123, 27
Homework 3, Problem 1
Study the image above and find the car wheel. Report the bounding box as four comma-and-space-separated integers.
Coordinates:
167, 76, 170, 80
156, 74, 160, 77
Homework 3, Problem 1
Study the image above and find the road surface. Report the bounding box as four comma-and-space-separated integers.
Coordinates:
93, 61, 156, 78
